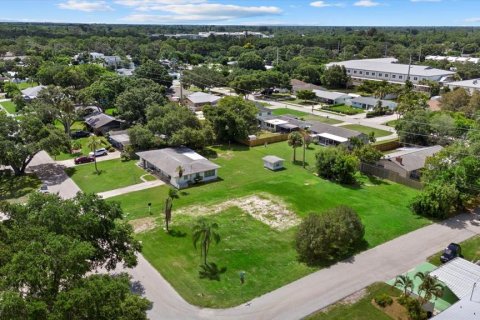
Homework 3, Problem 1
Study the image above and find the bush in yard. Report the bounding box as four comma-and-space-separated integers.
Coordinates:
398, 296, 428, 320
315, 146, 359, 184
295, 206, 365, 265
374, 293, 393, 308
410, 183, 459, 219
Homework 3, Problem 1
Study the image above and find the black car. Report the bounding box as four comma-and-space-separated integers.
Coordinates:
70, 131, 90, 139
440, 243, 462, 263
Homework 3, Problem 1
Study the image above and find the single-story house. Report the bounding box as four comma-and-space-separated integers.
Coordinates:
186, 92, 221, 111
257, 115, 307, 133
21, 85, 47, 100
262, 156, 284, 171
257, 105, 273, 117
85, 112, 123, 135
431, 258, 480, 319
346, 96, 398, 111
312, 89, 351, 105
136, 147, 220, 189
377, 145, 443, 180
447, 78, 480, 94
108, 130, 130, 150
290, 79, 326, 93
308, 121, 368, 147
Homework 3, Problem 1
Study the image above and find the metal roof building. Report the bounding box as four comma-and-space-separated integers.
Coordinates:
448, 78, 480, 94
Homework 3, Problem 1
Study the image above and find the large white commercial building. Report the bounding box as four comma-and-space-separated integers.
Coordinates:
326, 58, 455, 85
425, 55, 480, 64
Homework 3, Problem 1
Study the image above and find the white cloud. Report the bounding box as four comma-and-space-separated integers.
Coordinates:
310, 1, 344, 8
410, 0, 441, 2
58, 0, 113, 12
465, 17, 480, 23
354, 0, 380, 7
114, 0, 206, 6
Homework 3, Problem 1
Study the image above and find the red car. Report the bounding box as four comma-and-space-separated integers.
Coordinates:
74, 156, 95, 165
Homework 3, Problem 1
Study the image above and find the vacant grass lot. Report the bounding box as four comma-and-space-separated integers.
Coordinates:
0, 101, 17, 114
109, 142, 429, 307
67, 158, 145, 194
306, 282, 401, 320
323, 104, 364, 115
139, 207, 315, 307
0, 171, 42, 203
340, 124, 392, 138
271, 108, 342, 124
428, 235, 480, 266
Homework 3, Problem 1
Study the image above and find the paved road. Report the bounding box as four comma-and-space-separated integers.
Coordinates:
98, 180, 165, 199
27, 151, 81, 199
56, 151, 121, 168
112, 212, 480, 320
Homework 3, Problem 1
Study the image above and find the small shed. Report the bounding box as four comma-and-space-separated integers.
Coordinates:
262, 155, 285, 171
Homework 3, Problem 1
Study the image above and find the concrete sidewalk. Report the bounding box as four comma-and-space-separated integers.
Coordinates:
98, 180, 165, 199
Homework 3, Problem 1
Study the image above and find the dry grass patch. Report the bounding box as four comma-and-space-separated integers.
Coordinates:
372, 297, 409, 320
129, 217, 157, 233
175, 194, 300, 230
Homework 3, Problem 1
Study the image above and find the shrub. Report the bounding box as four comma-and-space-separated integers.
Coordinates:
315, 146, 359, 184
410, 183, 459, 219
398, 296, 427, 320
108, 147, 116, 153
374, 293, 393, 308
295, 206, 365, 265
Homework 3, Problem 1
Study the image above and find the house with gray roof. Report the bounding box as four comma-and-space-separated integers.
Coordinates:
21, 85, 47, 100
312, 89, 351, 105
137, 147, 220, 189
378, 145, 443, 180
447, 79, 480, 94
84, 112, 122, 135
108, 130, 130, 150
346, 96, 398, 111
186, 92, 221, 111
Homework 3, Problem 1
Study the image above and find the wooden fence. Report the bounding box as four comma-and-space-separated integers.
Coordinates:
373, 139, 401, 152
239, 134, 289, 147
359, 162, 423, 190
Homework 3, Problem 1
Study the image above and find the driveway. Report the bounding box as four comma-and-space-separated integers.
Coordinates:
56, 151, 121, 168
112, 212, 480, 320
98, 180, 165, 199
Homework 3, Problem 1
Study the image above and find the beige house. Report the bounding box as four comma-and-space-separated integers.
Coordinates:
186, 92, 221, 111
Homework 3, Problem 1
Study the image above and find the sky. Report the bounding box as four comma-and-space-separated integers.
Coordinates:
2, 0, 480, 26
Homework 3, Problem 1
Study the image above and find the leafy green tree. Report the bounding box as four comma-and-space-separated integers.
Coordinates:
288, 131, 303, 163
36, 86, 76, 136
0, 112, 69, 176
295, 64, 323, 84
321, 65, 349, 89
415, 272, 444, 305
3, 82, 20, 98
81, 74, 131, 109
203, 96, 258, 142
441, 88, 470, 112
237, 52, 265, 71
353, 144, 382, 164
134, 60, 172, 88
296, 89, 316, 102
410, 183, 459, 219
395, 109, 432, 146
0, 193, 144, 319
128, 124, 156, 151
394, 274, 414, 297
315, 146, 359, 184
182, 66, 227, 90
192, 218, 220, 266
295, 206, 365, 264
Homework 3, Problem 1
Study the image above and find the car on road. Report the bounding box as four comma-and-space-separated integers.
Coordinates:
89, 148, 108, 157
39, 184, 49, 194
70, 130, 90, 139
74, 155, 95, 165
440, 243, 462, 263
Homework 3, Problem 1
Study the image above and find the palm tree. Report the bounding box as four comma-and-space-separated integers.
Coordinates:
87, 135, 102, 174
394, 274, 414, 297
415, 271, 444, 304
192, 218, 220, 266
176, 166, 184, 178
288, 131, 303, 163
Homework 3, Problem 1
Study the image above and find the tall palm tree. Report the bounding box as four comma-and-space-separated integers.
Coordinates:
192, 218, 220, 266
394, 274, 414, 297
87, 135, 102, 174
288, 131, 303, 163
415, 271, 444, 304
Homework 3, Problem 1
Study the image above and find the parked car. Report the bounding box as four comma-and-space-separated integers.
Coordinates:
70, 131, 90, 139
440, 243, 462, 263
39, 184, 49, 194
74, 156, 95, 165
89, 148, 108, 157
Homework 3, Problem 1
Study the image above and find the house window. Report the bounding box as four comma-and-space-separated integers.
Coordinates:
379, 73, 382, 77
366, 72, 369, 75
413, 77, 418, 81
392, 75, 396, 79
399, 75, 403, 79
371, 72, 376, 76
347, 69, 351, 73
353, 70, 357, 74
204, 170, 216, 178
359, 71, 363, 75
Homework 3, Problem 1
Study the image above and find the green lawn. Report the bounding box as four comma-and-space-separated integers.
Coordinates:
66, 159, 145, 194
53, 136, 110, 161
1, 101, 17, 114
0, 171, 42, 203
17, 82, 38, 90
323, 104, 365, 115
108, 142, 430, 307
385, 119, 399, 127
272, 108, 342, 124
54, 120, 85, 132
138, 207, 315, 307
105, 108, 117, 116
340, 124, 392, 138
428, 235, 480, 266
305, 283, 401, 320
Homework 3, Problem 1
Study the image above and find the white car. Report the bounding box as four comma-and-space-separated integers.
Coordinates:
89, 148, 108, 157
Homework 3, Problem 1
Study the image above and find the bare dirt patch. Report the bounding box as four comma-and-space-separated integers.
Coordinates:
129, 217, 157, 233
372, 297, 409, 320
175, 194, 300, 230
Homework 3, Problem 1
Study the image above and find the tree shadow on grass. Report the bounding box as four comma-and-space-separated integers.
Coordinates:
301, 239, 370, 268
198, 148, 218, 159
167, 229, 187, 238
198, 262, 227, 281
217, 144, 250, 153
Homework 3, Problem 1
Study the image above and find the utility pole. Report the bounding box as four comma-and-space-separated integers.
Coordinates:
384, 43, 388, 57
276, 47, 279, 66
418, 46, 422, 62
407, 54, 412, 81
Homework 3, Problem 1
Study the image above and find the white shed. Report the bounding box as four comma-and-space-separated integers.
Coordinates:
262, 155, 285, 171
